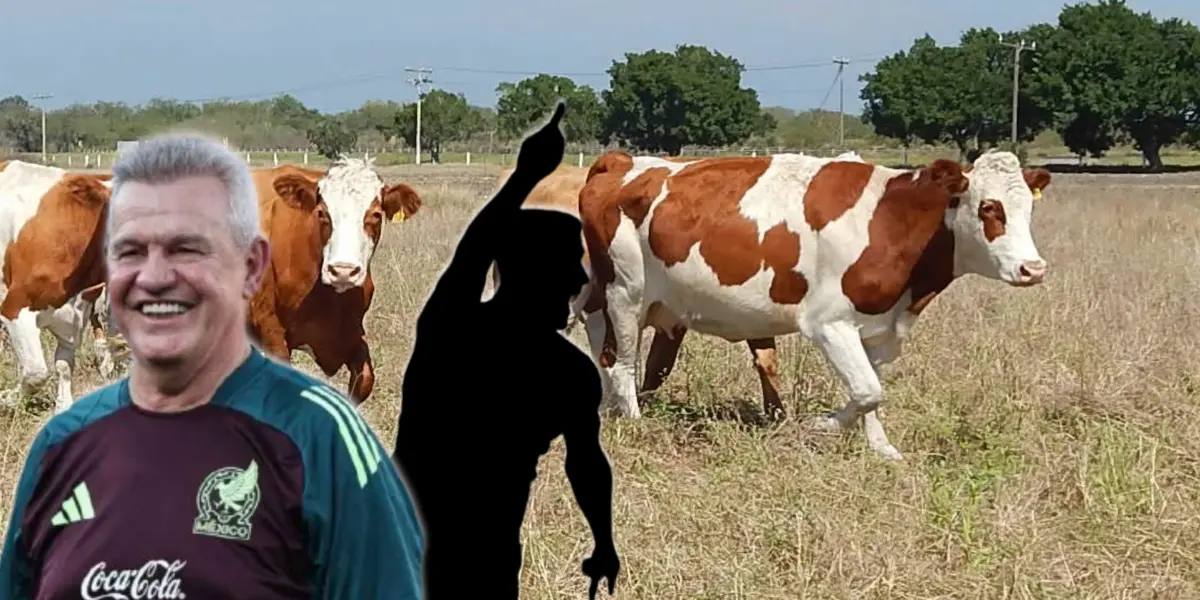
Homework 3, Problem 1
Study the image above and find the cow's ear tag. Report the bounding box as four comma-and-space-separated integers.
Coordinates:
1031, 188, 1042, 201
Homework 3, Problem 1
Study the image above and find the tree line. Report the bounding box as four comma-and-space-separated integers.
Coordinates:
2, 0, 1197, 166
860, 0, 1200, 167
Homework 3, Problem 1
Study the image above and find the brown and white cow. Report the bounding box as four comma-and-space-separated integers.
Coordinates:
483, 163, 592, 330
0, 160, 118, 412
248, 158, 422, 405
578, 149, 1051, 459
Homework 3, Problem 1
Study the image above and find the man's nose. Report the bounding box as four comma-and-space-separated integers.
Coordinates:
135, 252, 177, 289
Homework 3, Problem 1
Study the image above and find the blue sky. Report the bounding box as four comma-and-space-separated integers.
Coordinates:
2, 0, 1195, 114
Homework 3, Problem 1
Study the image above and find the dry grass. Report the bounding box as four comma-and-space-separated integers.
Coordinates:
4, 167, 1200, 599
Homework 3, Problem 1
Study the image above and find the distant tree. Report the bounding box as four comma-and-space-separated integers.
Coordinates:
392, 89, 483, 163
955, 27, 1053, 149
306, 116, 357, 159
860, 36, 951, 156
495, 74, 603, 143
0, 95, 40, 152
344, 100, 405, 146
268, 94, 322, 132
861, 30, 1053, 160
601, 44, 774, 155
1026, 0, 1200, 167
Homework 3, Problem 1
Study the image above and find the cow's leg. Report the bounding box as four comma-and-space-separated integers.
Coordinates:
806, 320, 901, 460
344, 339, 374, 407
39, 301, 90, 414
746, 337, 786, 420
640, 326, 686, 396
253, 314, 291, 363
584, 304, 642, 418
859, 334, 904, 460
563, 282, 591, 336
86, 290, 117, 378
1, 309, 50, 402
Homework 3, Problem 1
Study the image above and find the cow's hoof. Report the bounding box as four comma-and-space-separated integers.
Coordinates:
872, 444, 904, 461
807, 414, 845, 433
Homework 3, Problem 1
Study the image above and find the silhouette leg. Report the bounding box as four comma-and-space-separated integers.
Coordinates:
746, 337, 786, 419
640, 326, 686, 396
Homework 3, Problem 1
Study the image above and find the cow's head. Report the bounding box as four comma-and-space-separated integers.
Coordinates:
940, 150, 1051, 287
272, 158, 422, 292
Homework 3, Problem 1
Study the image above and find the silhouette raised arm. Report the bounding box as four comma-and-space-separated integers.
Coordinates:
416, 102, 567, 333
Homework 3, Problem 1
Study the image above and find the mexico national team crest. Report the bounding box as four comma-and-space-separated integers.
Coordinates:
193, 459, 261, 542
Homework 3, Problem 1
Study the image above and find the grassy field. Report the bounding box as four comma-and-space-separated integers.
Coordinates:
3, 165, 1200, 598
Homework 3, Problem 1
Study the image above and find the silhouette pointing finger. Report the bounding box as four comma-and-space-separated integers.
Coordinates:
516, 101, 567, 182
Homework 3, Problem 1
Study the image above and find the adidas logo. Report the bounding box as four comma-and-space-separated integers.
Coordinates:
51, 482, 95, 527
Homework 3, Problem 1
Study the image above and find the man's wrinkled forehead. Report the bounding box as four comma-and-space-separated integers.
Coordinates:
107, 187, 232, 249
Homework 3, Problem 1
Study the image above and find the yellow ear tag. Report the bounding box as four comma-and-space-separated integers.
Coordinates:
1031, 188, 1042, 201
392, 211, 406, 223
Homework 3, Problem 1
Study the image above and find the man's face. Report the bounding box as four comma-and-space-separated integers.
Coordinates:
105, 175, 268, 369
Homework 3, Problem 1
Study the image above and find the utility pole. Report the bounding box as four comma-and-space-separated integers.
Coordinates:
998, 34, 1036, 144
30, 94, 52, 164
832, 58, 850, 148
405, 67, 433, 165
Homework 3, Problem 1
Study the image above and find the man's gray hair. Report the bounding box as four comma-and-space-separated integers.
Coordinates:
108, 131, 262, 250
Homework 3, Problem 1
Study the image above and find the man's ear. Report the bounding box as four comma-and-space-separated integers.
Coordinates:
243, 236, 271, 299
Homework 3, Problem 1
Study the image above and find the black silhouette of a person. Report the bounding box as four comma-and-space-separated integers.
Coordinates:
392, 101, 621, 600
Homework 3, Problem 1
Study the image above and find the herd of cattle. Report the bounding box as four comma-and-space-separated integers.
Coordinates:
0, 146, 1052, 460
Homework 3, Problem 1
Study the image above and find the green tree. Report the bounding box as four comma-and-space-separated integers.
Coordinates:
1, 95, 41, 152
495, 74, 603, 143
862, 30, 1054, 160
601, 44, 774, 155
860, 36, 959, 156
343, 100, 406, 146
955, 27, 1053, 149
306, 116, 357, 159
1027, 0, 1200, 167
392, 89, 482, 163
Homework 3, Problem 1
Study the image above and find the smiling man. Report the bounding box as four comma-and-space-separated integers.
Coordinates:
0, 132, 425, 600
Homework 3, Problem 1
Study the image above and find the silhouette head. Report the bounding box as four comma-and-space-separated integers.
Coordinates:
492, 208, 588, 331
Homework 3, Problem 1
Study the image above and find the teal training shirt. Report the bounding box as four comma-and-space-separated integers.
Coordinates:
0, 348, 425, 599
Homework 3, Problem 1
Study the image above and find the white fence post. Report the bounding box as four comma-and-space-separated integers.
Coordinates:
465, 152, 471, 165
273, 152, 278, 166
578, 152, 584, 167
303, 152, 308, 165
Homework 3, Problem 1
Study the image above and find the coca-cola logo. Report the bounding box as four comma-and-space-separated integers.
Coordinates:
80, 559, 187, 600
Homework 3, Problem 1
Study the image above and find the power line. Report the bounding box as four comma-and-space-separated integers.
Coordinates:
21, 53, 887, 108
146, 55, 889, 105
30, 94, 52, 163
833, 57, 850, 147
998, 33, 1036, 144
405, 67, 433, 165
